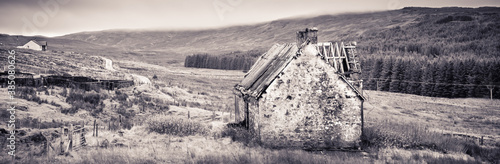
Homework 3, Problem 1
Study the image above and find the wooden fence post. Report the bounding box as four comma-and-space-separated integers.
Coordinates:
487, 85, 494, 100
66, 124, 73, 153
234, 95, 239, 122
119, 115, 122, 130
60, 127, 64, 155
96, 123, 98, 137
93, 120, 96, 137
46, 138, 49, 160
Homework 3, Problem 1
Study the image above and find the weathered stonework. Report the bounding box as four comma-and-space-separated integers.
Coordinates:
235, 43, 363, 149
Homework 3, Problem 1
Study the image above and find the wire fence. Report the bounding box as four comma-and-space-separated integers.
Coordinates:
365, 78, 500, 87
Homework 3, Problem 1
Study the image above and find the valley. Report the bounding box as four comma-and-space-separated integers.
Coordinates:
0, 6, 499, 164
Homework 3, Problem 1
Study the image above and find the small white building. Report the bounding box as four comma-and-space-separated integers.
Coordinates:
17, 40, 47, 51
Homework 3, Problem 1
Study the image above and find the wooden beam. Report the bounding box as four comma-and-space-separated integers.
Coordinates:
336, 43, 344, 73
334, 43, 340, 72
322, 45, 328, 62
341, 42, 350, 71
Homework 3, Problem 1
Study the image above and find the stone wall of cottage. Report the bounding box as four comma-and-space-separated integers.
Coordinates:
250, 46, 362, 149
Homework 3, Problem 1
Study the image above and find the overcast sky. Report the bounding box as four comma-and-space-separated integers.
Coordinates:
1, 0, 499, 37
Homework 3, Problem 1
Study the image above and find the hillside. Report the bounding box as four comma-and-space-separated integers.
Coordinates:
58, 7, 500, 58
2, 7, 498, 67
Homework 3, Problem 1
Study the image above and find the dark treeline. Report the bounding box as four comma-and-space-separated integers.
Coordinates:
360, 53, 500, 99
184, 50, 263, 70
350, 11, 500, 99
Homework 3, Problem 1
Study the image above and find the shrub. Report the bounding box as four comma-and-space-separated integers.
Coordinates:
462, 142, 500, 163
64, 88, 106, 114
221, 126, 259, 146
146, 115, 208, 136
49, 101, 61, 107
455, 15, 473, 21
116, 106, 135, 118
16, 87, 48, 104
114, 90, 128, 102
61, 106, 80, 114
17, 87, 35, 95
436, 16, 454, 24
108, 115, 135, 130
59, 87, 67, 97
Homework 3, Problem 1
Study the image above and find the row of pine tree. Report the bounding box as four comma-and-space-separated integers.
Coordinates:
184, 50, 262, 70
360, 53, 500, 99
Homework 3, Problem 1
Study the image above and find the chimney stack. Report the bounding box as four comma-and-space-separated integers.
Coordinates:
296, 27, 318, 45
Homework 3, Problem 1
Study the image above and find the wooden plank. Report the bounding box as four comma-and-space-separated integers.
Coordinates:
240, 44, 285, 89
328, 43, 334, 65
322, 45, 328, 62
335, 43, 344, 73
348, 48, 358, 71
247, 44, 294, 97
331, 43, 336, 71
325, 45, 331, 58
341, 42, 350, 71
252, 45, 298, 98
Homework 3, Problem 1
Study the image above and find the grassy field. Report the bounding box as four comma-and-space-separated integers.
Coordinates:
364, 90, 500, 141
1, 74, 498, 163
1, 46, 499, 163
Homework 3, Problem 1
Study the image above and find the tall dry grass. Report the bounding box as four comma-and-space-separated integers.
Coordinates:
146, 115, 209, 136
362, 120, 500, 163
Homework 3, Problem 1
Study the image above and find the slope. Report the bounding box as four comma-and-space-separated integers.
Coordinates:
58, 7, 500, 58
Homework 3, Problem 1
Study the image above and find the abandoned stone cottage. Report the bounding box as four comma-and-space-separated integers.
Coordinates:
234, 28, 365, 149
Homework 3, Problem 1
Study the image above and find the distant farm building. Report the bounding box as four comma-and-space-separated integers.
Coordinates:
234, 28, 364, 149
17, 40, 48, 51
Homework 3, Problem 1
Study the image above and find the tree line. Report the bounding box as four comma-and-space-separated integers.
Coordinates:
360, 53, 500, 99
184, 50, 500, 99
344, 12, 500, 99
184, 50, 263, 71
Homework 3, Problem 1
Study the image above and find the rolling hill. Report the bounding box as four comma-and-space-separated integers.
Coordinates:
56, 7, 500, 58
2, 7, 499, 66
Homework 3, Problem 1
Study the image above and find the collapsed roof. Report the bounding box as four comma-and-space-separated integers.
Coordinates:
234, 43, 365, 101
235, 43, 299, 99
